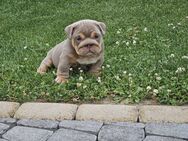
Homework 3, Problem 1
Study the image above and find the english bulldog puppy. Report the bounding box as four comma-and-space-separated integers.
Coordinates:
37, 19, 106, 83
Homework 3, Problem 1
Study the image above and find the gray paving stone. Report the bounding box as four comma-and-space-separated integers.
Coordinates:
47, 128, 97, 141
17, 119, 59, 129
144, 136, 186, 141
0, 118, 17, 124
146, 123, 188, 140
2, 126, 53, 141
109, 122, 145, 129
0, 139, 7, 141
59, 120, 103, 135
0, 123, 9, 135
98, 125, 145, 141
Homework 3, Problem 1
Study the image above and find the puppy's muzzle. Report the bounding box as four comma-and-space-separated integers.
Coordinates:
85, 43, 96, 48
78, 39, 99, 49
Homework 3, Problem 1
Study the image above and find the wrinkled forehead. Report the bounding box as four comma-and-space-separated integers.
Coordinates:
74, 23, 100, 36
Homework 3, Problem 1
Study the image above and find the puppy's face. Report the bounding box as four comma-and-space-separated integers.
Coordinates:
65, 20, 106, 56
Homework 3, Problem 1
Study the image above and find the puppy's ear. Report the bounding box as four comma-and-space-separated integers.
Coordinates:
65, 24, 76, 38
96, 22, 106, 36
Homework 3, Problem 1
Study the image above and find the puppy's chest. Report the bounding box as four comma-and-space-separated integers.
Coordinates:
76, 56, 100, 65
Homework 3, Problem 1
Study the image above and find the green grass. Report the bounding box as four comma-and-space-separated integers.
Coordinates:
0, 0, 188, 105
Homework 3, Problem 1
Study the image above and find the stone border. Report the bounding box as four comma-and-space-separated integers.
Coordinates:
0, 102, 187, 123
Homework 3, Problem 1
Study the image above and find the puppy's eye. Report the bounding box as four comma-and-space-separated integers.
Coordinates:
94, 34, 99, 39
76, 36, 82, 42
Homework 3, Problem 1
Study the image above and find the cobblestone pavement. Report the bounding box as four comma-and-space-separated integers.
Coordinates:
0, 118, 188, 141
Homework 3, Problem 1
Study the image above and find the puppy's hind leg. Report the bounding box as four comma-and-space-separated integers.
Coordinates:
37, 50, 53, 75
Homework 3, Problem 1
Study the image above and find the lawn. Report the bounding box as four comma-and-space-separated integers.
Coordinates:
0, 0, 188, 105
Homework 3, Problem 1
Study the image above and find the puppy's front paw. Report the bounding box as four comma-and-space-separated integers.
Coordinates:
55, 76, 68, 83
37, 67, 47, 75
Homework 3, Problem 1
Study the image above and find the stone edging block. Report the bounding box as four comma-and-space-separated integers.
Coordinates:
0, 101, 20, 118
14, 103, 78, 120
139, 105, 188, 123
1, 101, 188, 123
76, 104, 138, 122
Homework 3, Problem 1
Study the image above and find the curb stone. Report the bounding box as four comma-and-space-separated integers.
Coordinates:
139, 105, 188, 123
0, 102, 20, 118
14, 103, 78, 120
76, 104, 138, 122
0, 101, 188, 123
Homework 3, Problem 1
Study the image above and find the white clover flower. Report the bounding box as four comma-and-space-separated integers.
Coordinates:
156, 76, 162, 81
97, 77, 101, 83
128, 94, 132, 98
80, 69, 83, 73
172, 26, 176, 29
177, 22, 181, 25
169, 54, 175, 58
182, 56, 188, 59
78, 67, 81, 70
146, 86, 152, 91
46, 43, 49, 46
123, 71, 127, 74
76, 83, 82, 87
159, 86, 165, 90
115, 41, 120, 45
153, 89, 159, 94
167, 89, 171, 93
154, 73, 158, 76
79, 76, 84, 81
128, 73, 132, 77
175, 67, 186, 73
133, 40, 136, 45
128, 77, 132, 82
144, 27, 148, 32
106, 64, 110, 68
115, 75, 121, 80
186, 16, 188, 19
126, 41, 129, 46
132, 37, 138, 40
168, 23, 173, 26
83, 85, 87, 89
69, 68, 73, 71
24, 58, 28, 61
117, 30, 121, 34
24, 46, 27, 49
171, 77, 177, 80
102, 66, 105, 69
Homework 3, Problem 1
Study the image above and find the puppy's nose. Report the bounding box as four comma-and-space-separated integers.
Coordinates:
86, 44, 94, 48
